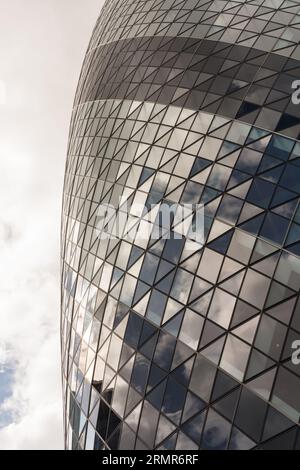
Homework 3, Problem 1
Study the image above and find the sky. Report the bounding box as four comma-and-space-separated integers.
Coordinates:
0, 0, 103, 449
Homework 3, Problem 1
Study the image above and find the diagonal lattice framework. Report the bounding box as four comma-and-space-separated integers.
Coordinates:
61, 0, 300, 450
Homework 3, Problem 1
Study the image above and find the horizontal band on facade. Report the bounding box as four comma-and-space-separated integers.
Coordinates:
86, 0, 300, 60
75, 35, 300, 139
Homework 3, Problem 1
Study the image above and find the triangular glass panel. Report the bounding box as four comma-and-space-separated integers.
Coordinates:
207, 230, 233, 254
182, 391, 206, 423
140, 332, 159, 360
266, 297, 296, 325
247, 367, 276, 401
265, 281, 295, 309
172, 340, 194, 370
132, 281, 151, 305
189, 290, 213, 316
239, 213, 264, 235
213, 388, 240, 421
200, 336, 226, 365
245, 349, 275, 380
190, 158, 212, 177
147, 362, 167, 393
251, 253, 279, 277
229, 426, 255, 450
157, 432, 177, 450
147, 379, 167, 410
155, 415, 177, 447
212, 369, 239, 401
263, 406, 295, 441
172, 357, 195, 388
199, 320, 225, 348
230, 299, 259, 328
162, 312, 184, 337
182, 410, 206, 444
232, 315, 259, 344
189, 277, 213, 302
133, 291, 150, 317
220, 271, 245, 296
128, 245, 144, 268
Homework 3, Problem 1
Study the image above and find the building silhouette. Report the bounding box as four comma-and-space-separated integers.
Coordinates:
61, 0, 300, 450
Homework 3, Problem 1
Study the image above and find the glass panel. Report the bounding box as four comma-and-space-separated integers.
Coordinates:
146, 290, 168, 326
220, 335, 250, 381
275, 252, 300, 290
111, 376, 128, 418
170, 268, 193, 304
254, 315, 287, 360
227, 122, 250, 145
153, 332, 176, 371
217, 195, 243, 224
235, 388, 267, 441
199, 136, 222, 161
197, 248, 223, 283
260, 213, 289, 245
229, 427, 255, 450
176, 431, 198, 450
162, 377, 186, 425
179, 309, 204, 350
207, 164, 231, 191
124, 312, 143, 348
227, 230, 255, 264
240, 269, 271, 309
138, 402, 159, 448
131, 353, 150, 394
182, 411, 205, 444
271, 367, 300, 422
201, 409, 231, 450
140, 253, 159, 284
208, 288, 236, 328
189, 355, 216, 401
107, 334, 123, 370
247, 179, 275, 208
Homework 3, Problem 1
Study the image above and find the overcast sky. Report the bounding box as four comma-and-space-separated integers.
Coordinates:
0, 0, 103, 449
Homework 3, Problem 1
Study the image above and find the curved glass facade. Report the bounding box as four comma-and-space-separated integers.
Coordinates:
61, 0, 300, 450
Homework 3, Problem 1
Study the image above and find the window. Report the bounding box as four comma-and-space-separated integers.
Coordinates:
179, 309, 204, 349
217, 195, 243, 224
189, 355, 216, 401
228, 230, 255, 264
235, 388, 267, 441
267, 135, 294, 160
220, 335, 250, 381
124, 312, 143, 348
271, 367, 300, 422
199, 136, 222, 161
153, 332, 176, 371
207, 164, 231, 191
131, 353, 150, 394
170, 268, 193, 303
146, 290, 168, 325
208, 288, 236, 329
236, 148, 262, 175
201, 409, 231, 450
247, 178, 275, 208
260, 212, 289, 245
280, 164, 300, 193
240, 269, 271, 309
254, 315, 287, 360
275, 251, 300, 290
138, 402, 159, 448
162, 377, 186, 424
198, 248, 223, 283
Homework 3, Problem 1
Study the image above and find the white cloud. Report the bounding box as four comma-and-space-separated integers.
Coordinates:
0, 194, 64, 449
0, 0, 103, 449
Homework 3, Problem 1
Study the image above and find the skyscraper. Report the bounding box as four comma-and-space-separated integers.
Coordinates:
61, 0, 300, 450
